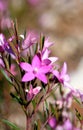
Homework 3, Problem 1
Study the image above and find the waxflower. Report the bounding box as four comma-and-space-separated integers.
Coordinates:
22, 31, 38, 49
0, 33, 7, 52
1, 17, 11, 30
63, 119, 80, 130
53, 62, 72, 90
26, 84, 41, 101
20, 55, 51, 83
0, 26, 82, 130
0, 33, 15, 56
63, 119, 73, 130
41, 48, 58, 66
43, 38, 54, 51
21, 31, 39, 57
0, 0, 8, 12
10, 64, 17, 76
48, 116, 57, 129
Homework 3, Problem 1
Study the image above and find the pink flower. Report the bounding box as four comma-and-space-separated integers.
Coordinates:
48, 116, 56, 128
1, 17, 11, 29
10, 64, 17, 76
53, 62, 72, 89
0, 33, 7, 52
22, 31, 38, 49
0, 33, 15, 56
20, 55, 51, 83
41, 48, 58, 65
63, 119, 72, 130
43, 38, 54, 51
26, 85, 41, 101
5, 64, 17, 77
0, 0, 8, 12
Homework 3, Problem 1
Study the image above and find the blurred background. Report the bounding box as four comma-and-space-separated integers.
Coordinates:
0, 0, 83, 129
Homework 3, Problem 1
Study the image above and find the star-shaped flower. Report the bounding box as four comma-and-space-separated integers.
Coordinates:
20, 55, 51, 83
41, 48, 58, 65
0, 33, 15, 56
22, 31, 38, 49
53, 62, 72, 89
0, 33, 7, 52
26, 85, 41, 101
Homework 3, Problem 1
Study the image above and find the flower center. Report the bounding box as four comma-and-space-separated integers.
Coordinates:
33, 67, 38, 74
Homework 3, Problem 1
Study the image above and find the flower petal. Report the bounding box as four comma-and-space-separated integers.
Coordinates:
53, 70, 60, 80
33, 86, 41, 95
48, 57, 58, 64
32, 55, 41, 68
39, 65, 51, 73
44, 38, 54, 49
20, 62, 32, 72
36, 73, 47, 83
22, 72, 35, 82
63, 74, 70, 82
42, 59, 51, 65
64, 81, 73, 90
42, 49, 49, 60
61, 62, 67, 76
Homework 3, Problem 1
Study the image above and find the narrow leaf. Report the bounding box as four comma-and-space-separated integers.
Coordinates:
0, 69, 12, 85
2, 119, 20, 130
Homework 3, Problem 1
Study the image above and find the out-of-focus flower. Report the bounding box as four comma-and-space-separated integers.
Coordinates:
22, 31, 38, 49
56, 125, 63, 130
63, 119, 73, 130
0, 33, 7, 52
0, 33, 15, 57
20, 55, 51, 83
63, 119, 80, 130
0, 0, 8, 12
1, 17, 12, 29
43, 38, 54, 52
48, 116, 56, 129
26, 84, 41, 101
10, 64, 17, 76
21, 31, 39, 57
44, 38, 54, 48
5, 64, 17, 77
53, 62, 72, 90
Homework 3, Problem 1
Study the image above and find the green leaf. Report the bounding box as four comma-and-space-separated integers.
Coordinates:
10, 93, 25, 105
41, 36, 45, 49
0, 69, 12, 85
49, 103, 55, 115
73, 96, 81, 105
45, 100, 49, 116
75, 109, 83, 121
32, 99, 36, 109
34, 43, 38, 54
2, 119, 20, 130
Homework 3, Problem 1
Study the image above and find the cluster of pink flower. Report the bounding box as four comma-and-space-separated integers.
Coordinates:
0, 28, 83, 129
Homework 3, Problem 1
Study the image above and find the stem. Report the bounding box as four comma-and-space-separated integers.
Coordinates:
26, 116, 31, 130
21, 105, 31, 130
